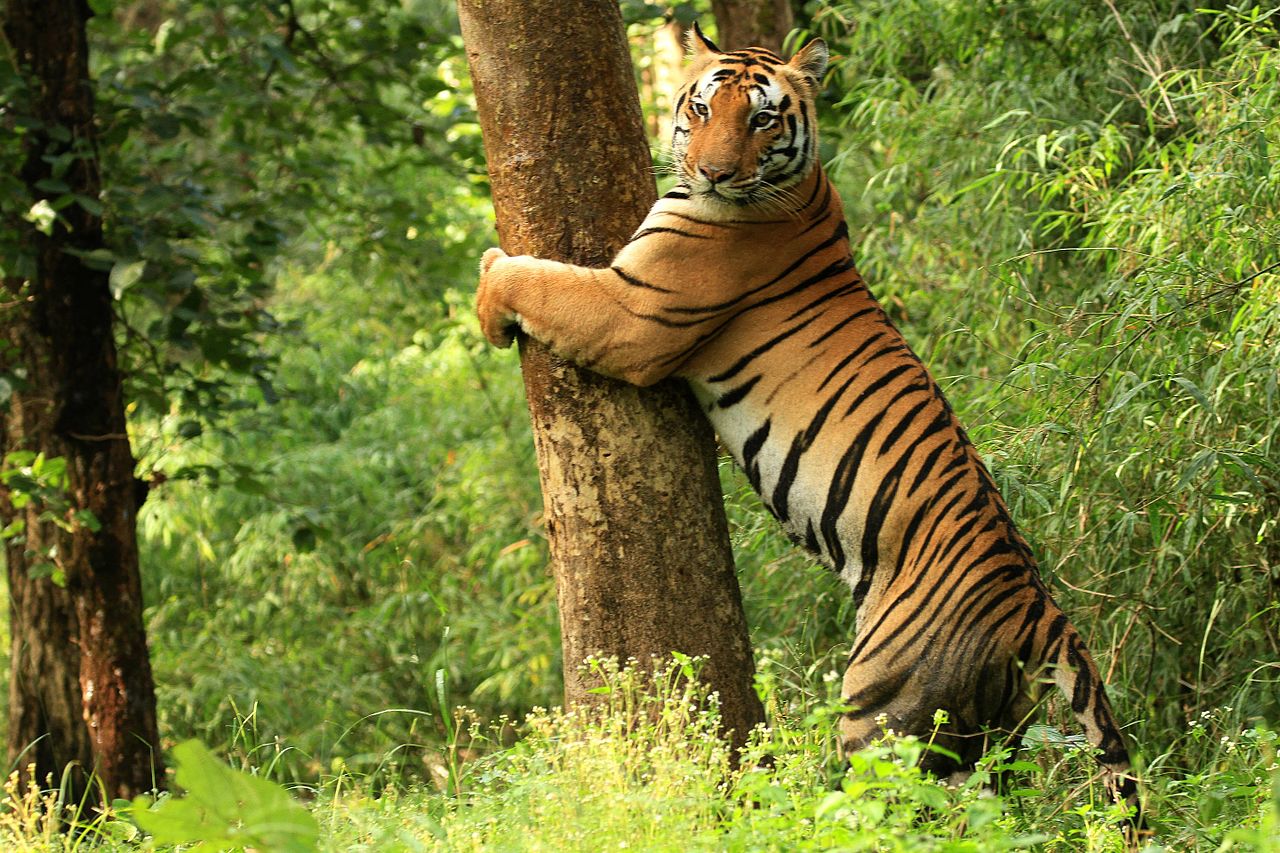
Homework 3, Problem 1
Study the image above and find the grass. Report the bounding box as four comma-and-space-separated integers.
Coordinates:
2, 659, 1276, 851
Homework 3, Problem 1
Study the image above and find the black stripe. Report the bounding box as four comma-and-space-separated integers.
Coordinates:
876, 395, 934, 457
782, 282, 858, 323
650, 256, 858, 374
820, 407, 891, 570
803, 169, 827, 211
951, 582, 1026, 646
881, 484, 944, 591
745, 257, 856, 316
804, 520, 820, 553
853, 536, 1020, 662
799, 209, 833, 237
742, 419, 772, 491
611, 265, 675, 294
947, 593, 1029, 676
855, 480, 972, 649
707, 314, 820, 383
716, 374, 760, 409
668, 257, 860, 358
856, 441, 917, 594
842, 660, 919, 713
808, 303, 875, 348
842, 362, 917, 419
595, 289, 705, 329
662, 220, 850, 317
907, 439, 952, 497
658, 211, 731, 229
816, 332, 891, 392
1041, 615, 1068, 665
722, 53, 780, 68
897, 467, 975, 574
938, 451, 968, 479
856, 551, 1023, 668
1015, 596, 1046, 664
630, 226, 711, 241
1068, 639, 1092, 713
771, 369, 861, 521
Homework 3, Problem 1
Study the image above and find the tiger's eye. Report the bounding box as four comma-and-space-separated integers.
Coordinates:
692, 102, 709, 118
751, 111, 777, 129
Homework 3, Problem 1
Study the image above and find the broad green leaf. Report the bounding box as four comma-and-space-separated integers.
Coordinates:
131, 740, 318, 852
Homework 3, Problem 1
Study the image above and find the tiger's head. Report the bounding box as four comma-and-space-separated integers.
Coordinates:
672, 23, 828, 207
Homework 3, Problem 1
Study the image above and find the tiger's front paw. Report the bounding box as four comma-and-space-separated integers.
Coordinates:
477, 248, 519, 348
480, 247, 507, 274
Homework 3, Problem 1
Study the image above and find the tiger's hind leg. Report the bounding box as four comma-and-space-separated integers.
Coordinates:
837, 660, 977, 780
837, 653, 1038, 787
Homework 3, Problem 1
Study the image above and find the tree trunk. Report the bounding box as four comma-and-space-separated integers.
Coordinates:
458, 0, 765, 750
711, 0, 795, 53
1, 0, 164, 802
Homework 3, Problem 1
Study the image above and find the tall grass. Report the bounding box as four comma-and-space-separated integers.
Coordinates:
1, 671, 1276, 849
814, 0, 1280, 758
321, 661, 1280, 850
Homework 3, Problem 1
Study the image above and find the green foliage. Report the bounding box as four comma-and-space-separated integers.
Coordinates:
83, 0, 480, 429
0, 452, 100, 586
0, 0, 499, 770
3, 1, 1278, 849
130, 739, 318, 852
314, 658, 1278, 851
2, 681, 1277, 850
134, 257, 552, 779
815, 0, 1280, 754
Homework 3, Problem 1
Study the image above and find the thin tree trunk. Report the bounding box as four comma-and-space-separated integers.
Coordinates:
711, 0, 796, 53
2, 0, 163, 802
458, 0, 765, 750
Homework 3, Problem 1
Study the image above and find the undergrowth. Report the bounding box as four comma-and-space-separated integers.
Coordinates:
2, 658, 1276, 851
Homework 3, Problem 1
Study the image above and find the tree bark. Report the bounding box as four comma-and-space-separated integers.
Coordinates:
1, 0, 163, 802
458, 0, 764, 749
711, 0, 796, 53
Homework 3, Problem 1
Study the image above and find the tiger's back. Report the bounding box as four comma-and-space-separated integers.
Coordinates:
475, 22, 1140, 828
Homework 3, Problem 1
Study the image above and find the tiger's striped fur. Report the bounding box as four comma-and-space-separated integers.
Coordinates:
476, 23, 1141, 826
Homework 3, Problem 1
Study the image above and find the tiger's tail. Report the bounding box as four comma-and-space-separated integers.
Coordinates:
1045, 617, 1145, 840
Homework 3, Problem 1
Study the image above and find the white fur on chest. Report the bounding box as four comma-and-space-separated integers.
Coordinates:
689, 380, 867, 591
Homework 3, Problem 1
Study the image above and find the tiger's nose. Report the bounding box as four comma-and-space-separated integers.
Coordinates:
699, 164, 736, 184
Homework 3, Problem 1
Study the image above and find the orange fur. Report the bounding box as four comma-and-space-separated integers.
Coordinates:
477, 29, 1143, 836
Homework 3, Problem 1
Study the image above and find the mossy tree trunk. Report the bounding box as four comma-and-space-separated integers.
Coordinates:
457, 0, 765, 750
1, 0, 163, 802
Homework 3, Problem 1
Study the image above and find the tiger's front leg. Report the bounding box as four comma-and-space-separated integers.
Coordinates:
476, 247, 699, 386
476, 248, 524, 347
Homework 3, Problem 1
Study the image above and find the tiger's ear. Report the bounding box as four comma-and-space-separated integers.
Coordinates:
788, 38, 829, 92
686, 21, 722, 58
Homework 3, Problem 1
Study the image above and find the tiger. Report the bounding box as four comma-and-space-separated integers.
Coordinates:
475, 22, 1142, 829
